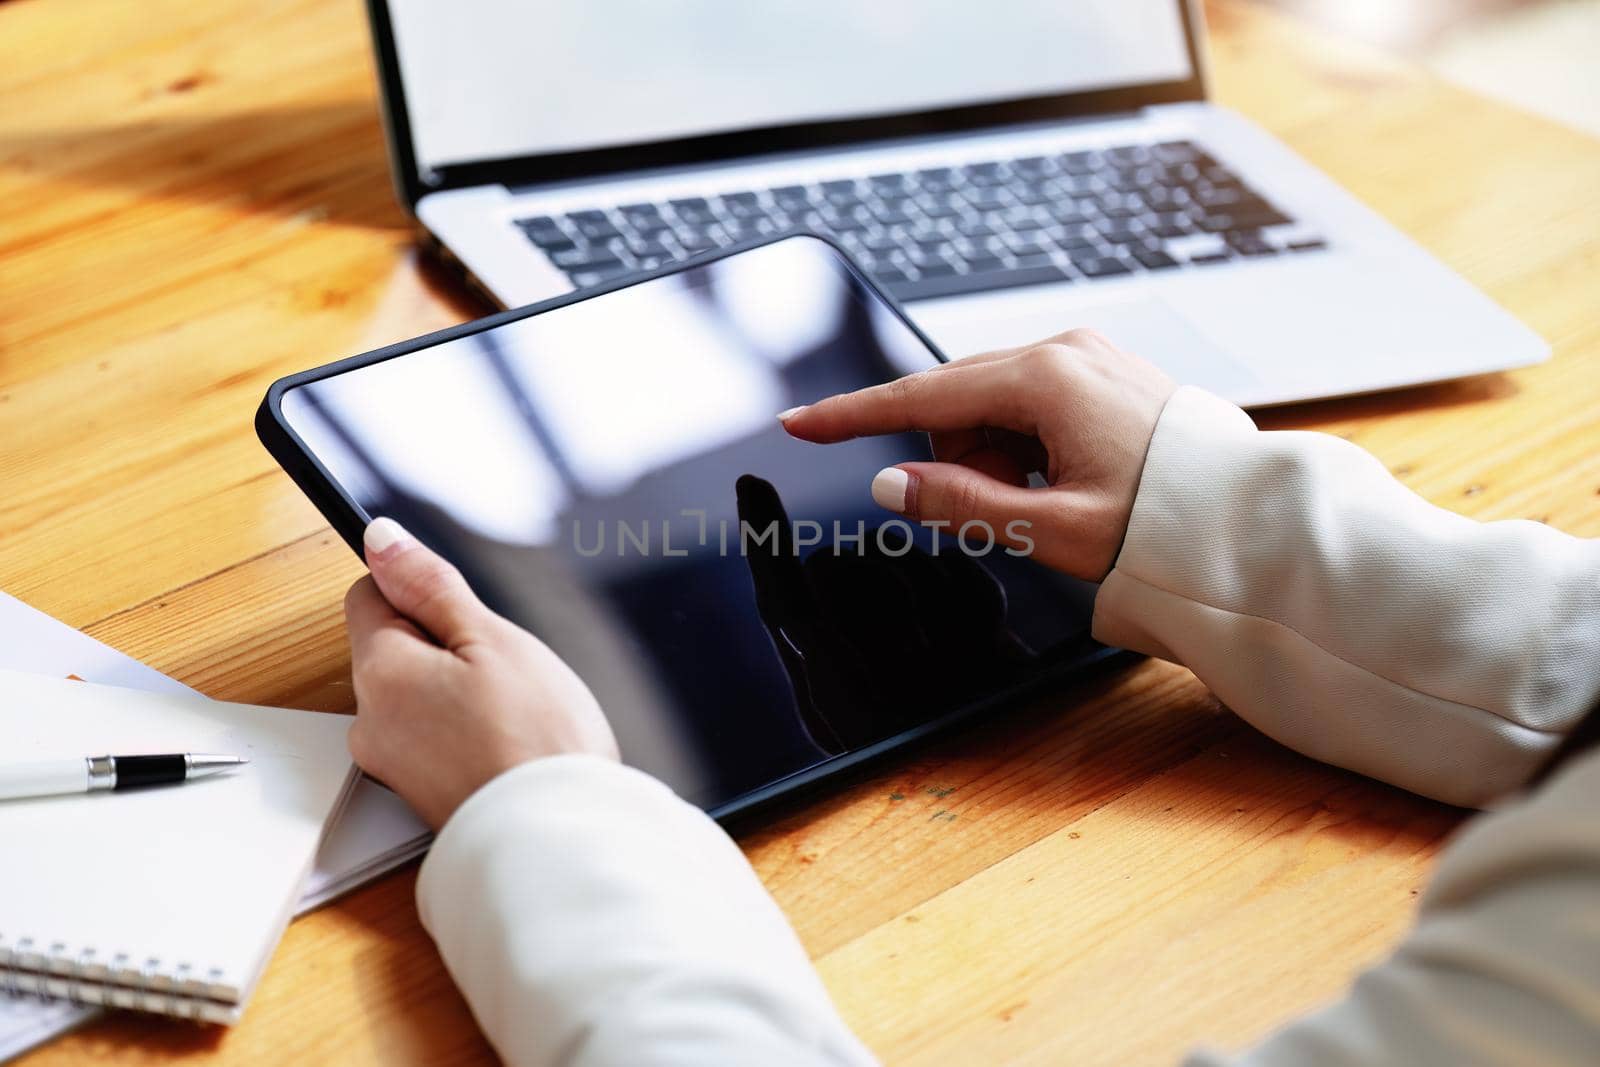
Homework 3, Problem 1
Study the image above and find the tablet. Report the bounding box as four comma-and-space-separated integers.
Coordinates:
258, 234, 1116, 818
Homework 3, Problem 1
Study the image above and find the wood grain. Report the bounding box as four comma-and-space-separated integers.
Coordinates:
2, 0, 1595, 1063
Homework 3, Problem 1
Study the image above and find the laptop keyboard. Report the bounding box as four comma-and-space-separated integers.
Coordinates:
513, 140, 1327, 300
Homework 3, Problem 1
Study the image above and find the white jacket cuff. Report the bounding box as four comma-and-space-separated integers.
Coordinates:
416, 755, 875, 1067
1092, 386, 1600, 807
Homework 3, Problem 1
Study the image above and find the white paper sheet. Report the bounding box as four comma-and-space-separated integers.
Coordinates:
0, 592, 431, 1060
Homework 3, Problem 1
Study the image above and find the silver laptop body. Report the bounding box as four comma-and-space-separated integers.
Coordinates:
368, 0, 1544, 406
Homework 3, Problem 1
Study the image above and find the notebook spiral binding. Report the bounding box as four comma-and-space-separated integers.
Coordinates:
0, 934, 238, 1024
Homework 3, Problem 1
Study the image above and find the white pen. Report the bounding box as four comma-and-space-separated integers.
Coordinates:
0, 753, 248, 801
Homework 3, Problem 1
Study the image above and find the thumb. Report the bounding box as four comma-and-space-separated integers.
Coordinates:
870, 462, 1047, 554
362, 517, 490, 648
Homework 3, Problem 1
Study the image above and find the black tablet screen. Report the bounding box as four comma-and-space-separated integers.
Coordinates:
279, 236, 1101, 811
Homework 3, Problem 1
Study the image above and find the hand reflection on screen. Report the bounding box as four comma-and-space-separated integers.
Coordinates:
736, 474, 1036, 755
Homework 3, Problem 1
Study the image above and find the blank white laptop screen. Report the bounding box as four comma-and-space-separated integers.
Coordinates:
388, 0, 1193, 171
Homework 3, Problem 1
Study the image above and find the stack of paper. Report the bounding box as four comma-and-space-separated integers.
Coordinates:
2, 670, 360, 1022
0, 592, 431, 1056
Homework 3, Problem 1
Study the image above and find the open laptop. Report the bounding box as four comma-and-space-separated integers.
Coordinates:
366, 0, 1546, 407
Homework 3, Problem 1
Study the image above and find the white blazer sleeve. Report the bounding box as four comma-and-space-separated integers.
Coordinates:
1092, 386, 1600, 808
414, 755, 877, 1067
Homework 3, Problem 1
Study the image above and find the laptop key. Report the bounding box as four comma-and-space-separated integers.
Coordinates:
1097, 198, 1143, 220
520, 223, 576, 250
1041, 221, 1093, 243
572, 218, 622, 241
627, 235, 673, 258
824, 212, 872, 234
871, 203, 917, 226
1105, 166, 1159, 193
818, 180, 860, 205
962, 188, 1010, 211
1166, 162, 1205, 187
1152, 141, 1203, 164
1141, 185, 1186, 211
717, 196, 765, 220
1132, 248, 1180, 271
1004, 236, 1050, 257
1104, 145, 1152, 167
911, 257, 958, 278
1072, 254, 1133, 278
768, 185, 814, 210
532, 235, 577, 255
1010, 253, 1062, 271
756, 209, 793, 231
516, 214, 563, 235
1227, 231, 1278, 257
1164, 232, 1228, 259
1011, 156, 1056, 177
906, 233, 951, 252
674, 230, 716, 253
618, 205, 665, 229
1057, 151, 1100, 175
1199, 208, 1291, 233
1057, 235, 1107, 256
1095, 219, 1144, 244
1143, 212, 1194, 239
1049, 206, 1088, 228
1194, 185, 1263, 210
1050, 173, 1098, 197
669, 198, 715, 224
914, 194, 963, 219
885, 261, 1070, 302
552, 247, 623, 270
952, 232, 1001, 255
961, 253, 1006, 274
720, 218, 769, 240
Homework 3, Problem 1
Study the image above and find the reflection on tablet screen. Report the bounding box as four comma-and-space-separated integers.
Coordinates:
280, 236, 1102, 811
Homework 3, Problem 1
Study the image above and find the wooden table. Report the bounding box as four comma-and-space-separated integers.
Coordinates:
3, 1, 1596, 1063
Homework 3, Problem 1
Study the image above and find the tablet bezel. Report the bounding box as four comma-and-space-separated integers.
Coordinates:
256, 231, 1125, 822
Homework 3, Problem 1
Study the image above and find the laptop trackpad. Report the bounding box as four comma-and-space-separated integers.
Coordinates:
914, 292, 1261, 397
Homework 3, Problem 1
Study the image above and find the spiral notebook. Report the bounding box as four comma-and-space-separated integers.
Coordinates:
0, 669, 357, 1025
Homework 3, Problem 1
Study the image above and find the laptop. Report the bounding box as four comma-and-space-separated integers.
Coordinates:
365, 0, 1546, 407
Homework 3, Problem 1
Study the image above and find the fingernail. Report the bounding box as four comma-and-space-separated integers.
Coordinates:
363, 517, 412, 561
776, 406, 805, 422
870, 467, 910, 513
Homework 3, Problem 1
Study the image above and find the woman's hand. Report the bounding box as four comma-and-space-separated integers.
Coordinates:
779, 329, 1176, 581
343, 518, 619, 830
